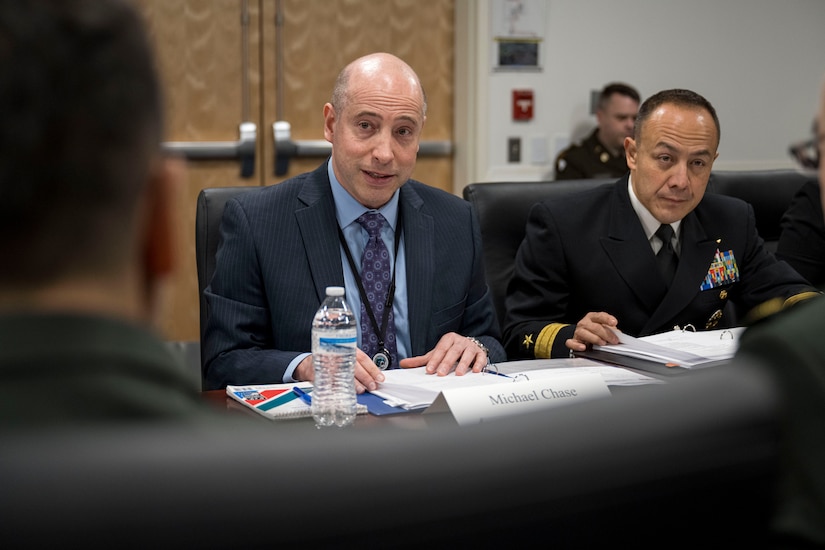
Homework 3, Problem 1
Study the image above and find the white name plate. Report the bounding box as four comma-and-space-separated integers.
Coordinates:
424, 373, 610, 426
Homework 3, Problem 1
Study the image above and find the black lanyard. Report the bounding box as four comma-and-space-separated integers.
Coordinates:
336, 208, 403, 354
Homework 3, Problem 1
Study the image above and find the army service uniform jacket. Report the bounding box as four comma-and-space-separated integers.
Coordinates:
553, 128, 628, 180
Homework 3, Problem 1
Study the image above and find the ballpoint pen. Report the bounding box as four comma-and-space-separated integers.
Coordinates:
482, 365, 512, 379
292, 386, 313, 406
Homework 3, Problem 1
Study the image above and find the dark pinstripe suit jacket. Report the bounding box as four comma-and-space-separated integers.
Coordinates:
203, 162, 503, 390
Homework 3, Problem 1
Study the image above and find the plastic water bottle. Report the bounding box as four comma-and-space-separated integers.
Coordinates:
311, 286, 358, 428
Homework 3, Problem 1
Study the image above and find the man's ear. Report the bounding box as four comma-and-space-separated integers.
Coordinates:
323, 102, 336, 143
143, 155, 186, 279
595, 108, 605, 128
624, 136, 638, 169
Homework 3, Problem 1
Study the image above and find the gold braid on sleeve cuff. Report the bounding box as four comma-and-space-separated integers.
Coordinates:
744, 292, 823, 325
784, 291, 822, 307
534, 323, 569, 358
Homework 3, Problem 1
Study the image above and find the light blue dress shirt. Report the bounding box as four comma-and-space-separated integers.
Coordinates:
283, 161, 411, 382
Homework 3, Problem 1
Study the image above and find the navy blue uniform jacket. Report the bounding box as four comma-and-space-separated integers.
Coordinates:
503, 176, 816, 359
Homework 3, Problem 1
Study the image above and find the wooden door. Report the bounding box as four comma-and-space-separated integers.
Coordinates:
136, 0, 454, 343
265, 0, 455, 188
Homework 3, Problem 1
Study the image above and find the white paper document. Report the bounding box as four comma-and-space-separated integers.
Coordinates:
593, 327, 743, 367
496, 358, 663, 386
372, 368, 509, 410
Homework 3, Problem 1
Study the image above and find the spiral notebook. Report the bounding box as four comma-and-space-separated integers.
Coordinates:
226, 383, 368, 420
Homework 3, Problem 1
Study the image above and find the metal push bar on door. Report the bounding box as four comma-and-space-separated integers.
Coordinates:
272, 121, 452, 176
162, 122, 257, 179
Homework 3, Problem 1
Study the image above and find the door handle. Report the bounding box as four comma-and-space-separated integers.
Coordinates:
272, 121, 452, 176
163, 122, 257, 178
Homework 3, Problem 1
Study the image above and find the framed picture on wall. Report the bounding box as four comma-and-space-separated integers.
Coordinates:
491, 0, 545, 72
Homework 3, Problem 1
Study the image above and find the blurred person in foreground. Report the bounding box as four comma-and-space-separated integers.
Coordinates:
0, 0, 210, 426
736, 76, 825, 548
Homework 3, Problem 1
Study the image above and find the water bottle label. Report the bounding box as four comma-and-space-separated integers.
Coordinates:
318, 336, 357, 351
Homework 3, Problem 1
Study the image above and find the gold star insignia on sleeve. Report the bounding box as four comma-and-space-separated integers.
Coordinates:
522, 334, 534, 349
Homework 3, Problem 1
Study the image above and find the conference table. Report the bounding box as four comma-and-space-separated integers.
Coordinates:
198, 357, 672, 430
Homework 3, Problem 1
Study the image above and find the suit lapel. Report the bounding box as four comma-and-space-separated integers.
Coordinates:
295, 167, 346, 304
398, 184, 432, 355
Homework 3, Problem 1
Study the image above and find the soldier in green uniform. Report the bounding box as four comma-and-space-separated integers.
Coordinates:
554, 83, 640, 180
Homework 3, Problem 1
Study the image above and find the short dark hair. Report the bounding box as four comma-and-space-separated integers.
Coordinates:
0, 0, 162, 286
634, 88, 720, 144
598, 82, 640, 109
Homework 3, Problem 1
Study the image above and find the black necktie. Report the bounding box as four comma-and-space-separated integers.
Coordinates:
655, 224, 678, 287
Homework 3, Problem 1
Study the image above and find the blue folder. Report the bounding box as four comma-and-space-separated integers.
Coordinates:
357, 392, 423, 416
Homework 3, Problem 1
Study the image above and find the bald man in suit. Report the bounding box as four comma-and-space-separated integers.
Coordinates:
204, 53, 504, 391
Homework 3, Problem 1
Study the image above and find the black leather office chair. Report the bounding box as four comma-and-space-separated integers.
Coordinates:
707, 169, 815, 251
462, 178, 613, 328
195, 186, 258, 377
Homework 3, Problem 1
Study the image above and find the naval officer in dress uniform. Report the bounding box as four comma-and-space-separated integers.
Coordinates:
506, 88, 818, 359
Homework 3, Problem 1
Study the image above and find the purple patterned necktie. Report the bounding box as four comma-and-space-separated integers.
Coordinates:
357, 211, 397, 364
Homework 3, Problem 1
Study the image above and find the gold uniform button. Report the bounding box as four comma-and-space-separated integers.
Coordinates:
719, 289, 728, 300
600, 152, 609, 163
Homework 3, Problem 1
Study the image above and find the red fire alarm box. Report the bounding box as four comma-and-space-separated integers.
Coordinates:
512, 89, 534, 121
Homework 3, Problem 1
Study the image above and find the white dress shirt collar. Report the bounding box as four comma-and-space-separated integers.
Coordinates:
627, 175, 682, 253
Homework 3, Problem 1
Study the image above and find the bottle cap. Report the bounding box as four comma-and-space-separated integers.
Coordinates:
326, 286, 345, 297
